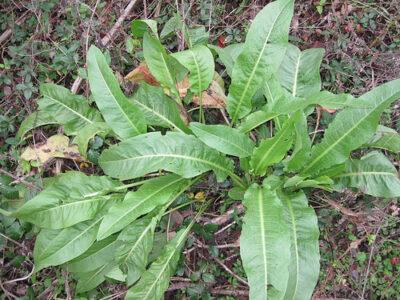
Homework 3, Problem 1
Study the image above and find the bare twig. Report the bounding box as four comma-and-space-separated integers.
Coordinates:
311, 106, 322, 143
0, 11, 29, 45
71, 0, 140, 93
212, 256, 248, 286
204, 203, 244, 225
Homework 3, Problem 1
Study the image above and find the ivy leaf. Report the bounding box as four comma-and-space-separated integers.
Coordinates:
97, 174, 189, 240
87, 46, 147, 140
171, 45, 214, 94
277, 44, 325, 97
227, 0, 294, 123
189, 122, 255, 157
279, 191, 320, 300
301, 78, 400, 176
99, 132, 241, 186
334, 151, 400, 198
38, 83, 102, 135
13, 172, 121, 229
130, 83, 189, 133
240, 183, 291, 299
250, 113, 298, 175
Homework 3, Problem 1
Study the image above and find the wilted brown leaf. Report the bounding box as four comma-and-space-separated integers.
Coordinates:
21, 134, 83, 165
124, 63, 159, 86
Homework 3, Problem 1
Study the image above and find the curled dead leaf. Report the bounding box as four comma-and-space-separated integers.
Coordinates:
124, 63, 159, 86
21, 134, 83, 165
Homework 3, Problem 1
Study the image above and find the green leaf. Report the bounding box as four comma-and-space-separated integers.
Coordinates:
143, 33, 186, 98
160, 14, 181, 39
13, 172, 121, 229
131, 19, 158, 38
117, 215, 157, 285
285, 113, 311, 172
277, 44, 325, 97
283, 175, 333, 191
251, 114, 298, 175
97, 174, 189, 240
73, 122, 110, 156
16, 111, 57, 141
99, 132, 242, 186
75, 261, 116, 293
240, 183, 291, 299
124, 200, 208, 300
87, 46, 147, 140
66, 234, 120, 273
189, 122, 255, 157
38, 83, 102, 135
238, 111, 280, 133
279, 191, 320, 300
130, 83, 189, 133
227, 0, 294, 123
334, 151, 400, 198
363, 125, 400, 153
184, 26, 209, 48
33, 218, 101, 271
301, 79, 400, 176
208, 43, 243, 77
171, 45, 214, 94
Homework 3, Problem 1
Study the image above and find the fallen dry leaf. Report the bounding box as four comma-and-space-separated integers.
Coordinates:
21, 134, 83, 165
125, 64, 226, 108
124, 63, 159, 86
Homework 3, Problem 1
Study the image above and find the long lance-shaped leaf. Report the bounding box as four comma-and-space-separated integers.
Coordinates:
143, 33, 186, 99
208, 43, 243, 77
97, 174, 189, 240
38, 83, 103, 135
125, 201, 209, 300
279, 190, 320, 300
130, 83, 189, 133
250, 113, 299, 175
33, 217, 102, 271
334, 151, 400, 198
73, 122, 110, 156
171, 45, 214, 94
87, 46, 146, 140
363, 125, 400, 153
75, 261, 117, 293
13, 172, 121, 229
240, 183, 291, 300
66, 234, 120, 273
116, 179, 194, 285
285, 113, 311, 172
99, 131, 245, 187
16, 111, 57, 141
301, 79, 400, 176
189, 122, 255, 158
227, 0, 294, 123
277, 44, 325, 97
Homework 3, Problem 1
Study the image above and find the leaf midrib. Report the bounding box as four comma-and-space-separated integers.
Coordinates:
258, 188, 268, 296
231, 0, 291, 122
44, 95, 93, 124
122, 221, 154, 266
134, 100, 184, 133
94, 57, 141, 135
102, 177, 184, 236
335, 171, 397, 178
38, 218, 101, 262
303, 101, 391, 174
193, 126, 252, 156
